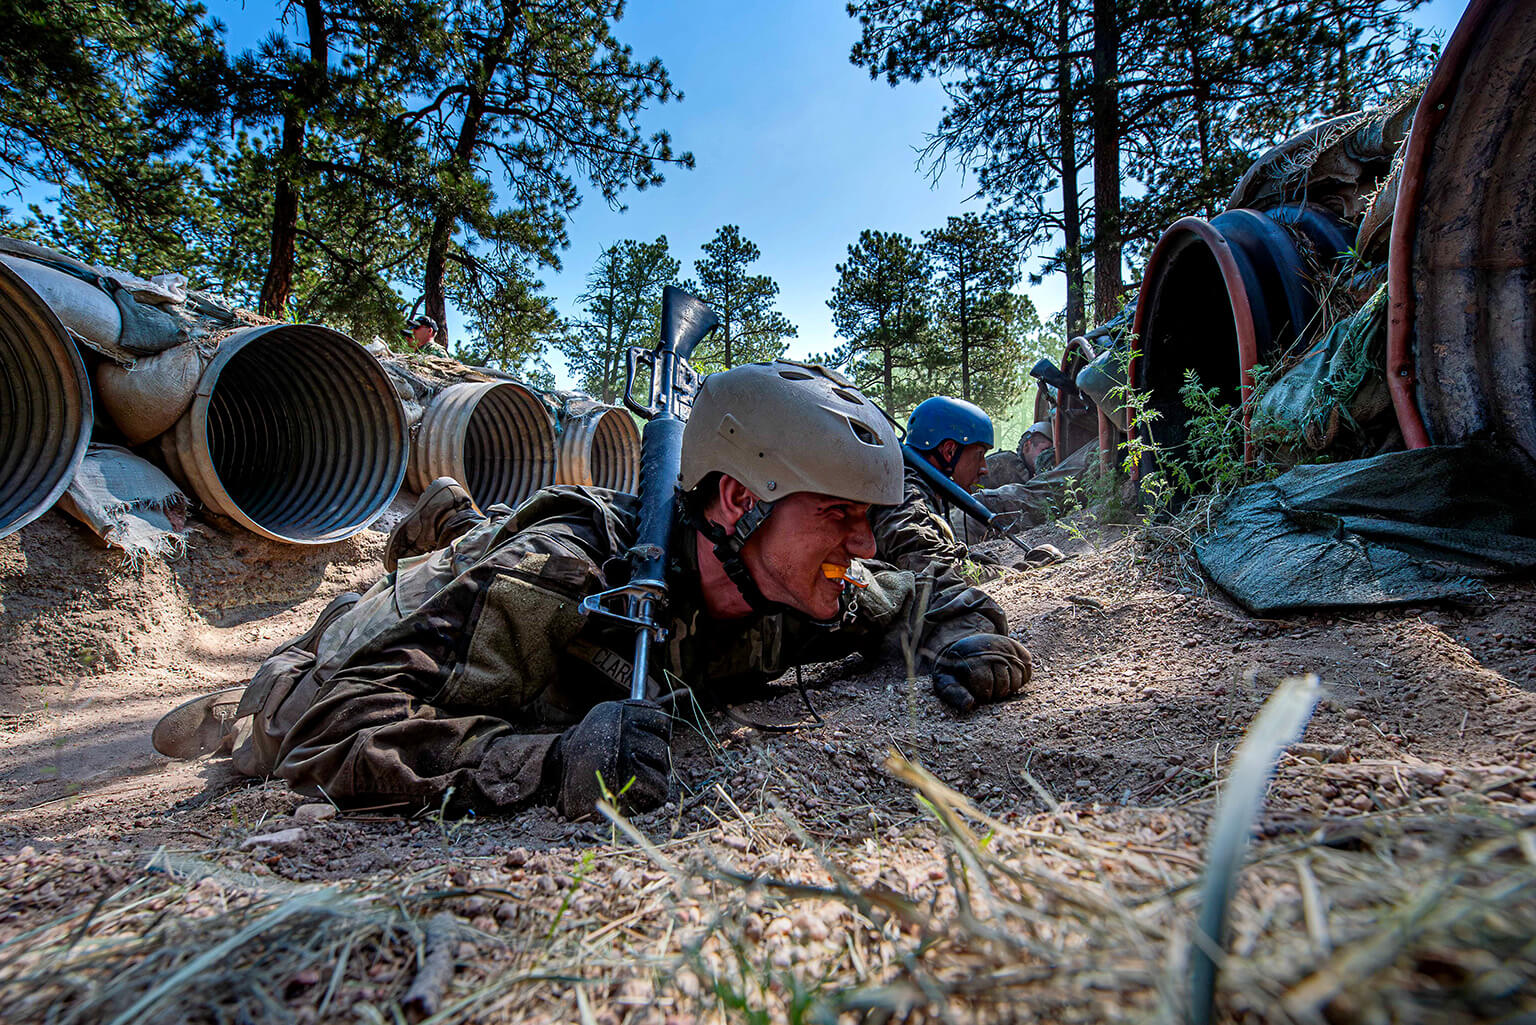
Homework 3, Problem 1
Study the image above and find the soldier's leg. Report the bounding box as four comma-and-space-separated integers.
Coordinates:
152, 591, 361, 763
383, 477, 484, 572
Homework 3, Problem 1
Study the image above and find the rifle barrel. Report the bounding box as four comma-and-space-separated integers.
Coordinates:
900, 444, 1032, 556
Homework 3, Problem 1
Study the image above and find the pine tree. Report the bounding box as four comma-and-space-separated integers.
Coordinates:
922, 212, 1019, 403
556, 237, 679, 403
848, 0, 1434, 329
410, 0, 692, 349
821, 230, 932, 413
685, 225, 797, 372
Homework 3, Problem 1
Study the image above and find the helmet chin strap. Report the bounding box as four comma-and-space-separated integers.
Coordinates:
680, 493, 847, 627
928, 443, 961, 477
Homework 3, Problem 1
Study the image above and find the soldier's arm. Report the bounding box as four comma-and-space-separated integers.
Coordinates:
872, 481, 1010, 583
273, 547, 604, 813
869, 482, 971, 575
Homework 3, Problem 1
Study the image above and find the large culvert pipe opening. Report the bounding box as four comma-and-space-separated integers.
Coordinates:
411, 381, 556, 508
1135, 232, 1244, 455
162, 325, 407, 543
587, 408, 640, 492
556, 404, 640, 492
0, 262, 92, 538
1133, 207, 1350, 461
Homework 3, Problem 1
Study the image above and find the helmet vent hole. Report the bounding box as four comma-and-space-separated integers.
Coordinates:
777, 369, 813, 381
848, 419, 880, 446
832, 387, 863, 405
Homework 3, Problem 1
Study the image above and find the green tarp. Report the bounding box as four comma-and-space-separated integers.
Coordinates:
1195, 444, 1536, 614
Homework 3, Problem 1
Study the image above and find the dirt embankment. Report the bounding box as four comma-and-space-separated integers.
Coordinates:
1, 508, 1533, 1022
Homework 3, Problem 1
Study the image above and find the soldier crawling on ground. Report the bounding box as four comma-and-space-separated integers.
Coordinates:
154, 362, 1033, 820
889, 397, 1064, 579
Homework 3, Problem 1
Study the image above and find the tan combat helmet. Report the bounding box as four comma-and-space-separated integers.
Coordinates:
680, 360, 903, 506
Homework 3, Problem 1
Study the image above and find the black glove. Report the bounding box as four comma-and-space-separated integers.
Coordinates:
932, 634, 1033, 712
553, 700, 672, 820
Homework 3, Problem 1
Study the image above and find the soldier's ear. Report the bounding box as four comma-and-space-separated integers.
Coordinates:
714, 475, 760, 535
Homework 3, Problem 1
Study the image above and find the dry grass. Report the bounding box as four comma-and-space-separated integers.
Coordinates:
5, 734, 1533, 1025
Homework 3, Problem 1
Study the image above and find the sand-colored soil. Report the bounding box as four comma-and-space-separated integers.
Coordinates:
2, 503, 1532, 1023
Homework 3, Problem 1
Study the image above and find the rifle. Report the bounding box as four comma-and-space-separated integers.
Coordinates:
580, 286, 721, 701
901, 443, 1034, 558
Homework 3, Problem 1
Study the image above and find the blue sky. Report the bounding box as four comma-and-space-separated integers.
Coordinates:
207, 0, 1465, 381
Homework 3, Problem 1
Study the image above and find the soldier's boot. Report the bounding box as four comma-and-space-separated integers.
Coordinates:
383, 476, 483, 573
151, 590, 362, 759
151, 686, 246, 760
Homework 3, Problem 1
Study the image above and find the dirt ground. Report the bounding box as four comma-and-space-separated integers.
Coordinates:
2, 500, 1534, 1023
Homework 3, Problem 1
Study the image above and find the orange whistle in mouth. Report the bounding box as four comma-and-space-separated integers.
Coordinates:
821, 562, 869, 588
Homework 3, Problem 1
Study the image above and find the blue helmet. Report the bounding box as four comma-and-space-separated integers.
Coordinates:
907, 395, 995, 451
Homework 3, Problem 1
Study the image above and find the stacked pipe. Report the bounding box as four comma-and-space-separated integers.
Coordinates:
160, 326, 409, 543
554, 400, 641, 492
1129, 205, 1353, 464
410, 381, 557, 509
1389, 0, 1536, 466
1, 238, 638, 544
0, 262, 92, 538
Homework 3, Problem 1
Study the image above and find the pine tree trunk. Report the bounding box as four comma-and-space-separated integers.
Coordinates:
421, 13, 519, 347
959, 272, 971, 402
878, 310, 893, 411
723, 280, 733, 367
1059, 0, 1086, 339
1090, 0, 1121, 328
258, 113, 302, 319
423, 215, 451, 346
258, 0, 327, 319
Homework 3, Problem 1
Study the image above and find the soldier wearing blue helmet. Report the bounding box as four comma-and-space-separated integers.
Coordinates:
870, 394, 1020, 604
866, 394, 1034, 708
906, 395, 995, 490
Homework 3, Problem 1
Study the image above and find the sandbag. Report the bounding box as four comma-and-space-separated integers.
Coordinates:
1195, 444, 1536, 614
1254, 286, 1391, 453
55, 443, 188, 563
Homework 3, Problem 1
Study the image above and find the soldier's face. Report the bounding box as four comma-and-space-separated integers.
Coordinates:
1020, 436, 1051, 472
952, 442, 990, 491
743, 491, 877, 620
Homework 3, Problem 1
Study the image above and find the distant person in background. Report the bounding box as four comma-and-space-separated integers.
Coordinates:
1017, 421, 1055, 478
404, 314, 448, 358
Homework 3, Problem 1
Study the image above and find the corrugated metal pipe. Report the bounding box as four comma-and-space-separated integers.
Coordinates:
160, 325, 407, 543
1129, 204, 1352, 464
0, 261, 93, 538
409, 381, 556, 508
1054, 335, 1106, 462
554, 401, 641, 492
1388, 0, 1536, 465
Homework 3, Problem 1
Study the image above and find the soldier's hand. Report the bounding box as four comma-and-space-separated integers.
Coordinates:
932, 634, 1033, 712
555, 700, 672, 820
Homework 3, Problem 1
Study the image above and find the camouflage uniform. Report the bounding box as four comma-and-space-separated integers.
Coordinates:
235, 485, 1004, 814
870, 466, 1009, 582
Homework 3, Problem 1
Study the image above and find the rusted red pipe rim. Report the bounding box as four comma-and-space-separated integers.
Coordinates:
1386, 0, 1496, 450
1129, 216, 1262, 464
